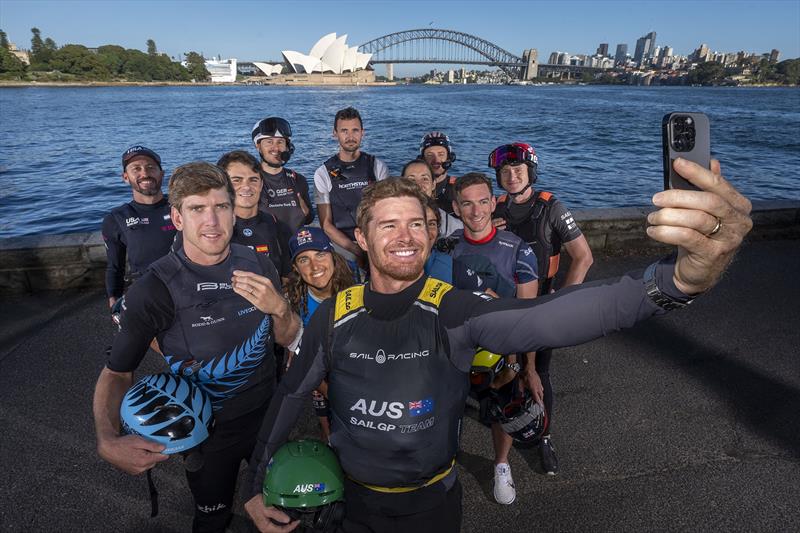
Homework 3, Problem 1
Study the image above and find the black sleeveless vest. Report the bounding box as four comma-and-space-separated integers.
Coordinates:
150, 244, 275, 422
496, 190, 561, 295
110, 198, 176, 277
323, 153, 376, 240
327, 278, 469, 487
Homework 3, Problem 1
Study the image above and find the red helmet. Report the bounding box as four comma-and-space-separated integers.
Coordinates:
488, 142, 539, 186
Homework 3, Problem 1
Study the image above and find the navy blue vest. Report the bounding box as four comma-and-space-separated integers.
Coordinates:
323, 153, 376, 240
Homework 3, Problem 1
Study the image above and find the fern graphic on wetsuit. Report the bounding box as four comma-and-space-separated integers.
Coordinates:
165, 314, 271, 408
151, 244, 277, 423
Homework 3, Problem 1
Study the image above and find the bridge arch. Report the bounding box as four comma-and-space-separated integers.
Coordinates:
358, 29, 525, 78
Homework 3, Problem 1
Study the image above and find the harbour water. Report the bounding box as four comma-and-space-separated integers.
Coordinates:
1, 84, 798, 237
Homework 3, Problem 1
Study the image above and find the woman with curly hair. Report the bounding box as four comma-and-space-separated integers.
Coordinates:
285, 226, 355, 440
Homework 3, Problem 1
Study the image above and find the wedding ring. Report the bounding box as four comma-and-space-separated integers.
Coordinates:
706, 217, 722, 236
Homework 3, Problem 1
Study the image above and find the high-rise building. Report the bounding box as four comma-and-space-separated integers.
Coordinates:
692, 43, 710, 63
644, 32, 657, 59
548, 51, 560, 64
770, 49, 780, 63
597, 43, 609, 57
634, 31, 657, 65
614, 43, 628, 66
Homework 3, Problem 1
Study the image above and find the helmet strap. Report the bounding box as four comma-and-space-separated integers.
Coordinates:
147, 469, 159, 517
508, 182, 531, 199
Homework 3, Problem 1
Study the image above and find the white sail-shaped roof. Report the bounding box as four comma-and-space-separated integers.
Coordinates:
253, 62, 283, 75
321, 35, 348, 74
356, 52, 372, 70
281, 51, 321, 74
310, 33, 337, 59
342, 46, 357, 72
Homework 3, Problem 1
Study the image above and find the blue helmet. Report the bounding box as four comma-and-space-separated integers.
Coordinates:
120, 373, 214, 454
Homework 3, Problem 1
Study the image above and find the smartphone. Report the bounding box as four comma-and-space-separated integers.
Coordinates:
661, 112, 710, 190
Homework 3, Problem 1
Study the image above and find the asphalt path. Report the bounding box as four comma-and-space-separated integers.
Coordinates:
1, 239, 798, 532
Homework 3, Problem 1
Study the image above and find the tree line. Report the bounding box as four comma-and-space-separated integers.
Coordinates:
0, 28, 211, 82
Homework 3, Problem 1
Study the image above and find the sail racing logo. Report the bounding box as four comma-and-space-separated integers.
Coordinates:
348, 348, 429, 364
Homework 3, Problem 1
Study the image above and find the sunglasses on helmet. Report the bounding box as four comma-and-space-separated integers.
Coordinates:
255, 117, 292, 138
488, 144, 536, 169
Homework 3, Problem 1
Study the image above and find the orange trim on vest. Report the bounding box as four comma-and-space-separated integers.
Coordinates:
538, 191, 553, 201
547, 254, 561, 278
498, 193, 508, 203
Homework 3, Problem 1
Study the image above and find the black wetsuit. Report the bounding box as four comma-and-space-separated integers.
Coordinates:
494, 190, 585, 427
246, 257, 686, 531
231, 212, 292, 279
101, 197, 176, 299
108, 244, 281, 533
258, 167, 314, 233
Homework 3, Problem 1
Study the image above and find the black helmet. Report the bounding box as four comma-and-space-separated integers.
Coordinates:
252, 117, 295, 165
420, 131, 457, 171
488, 377, 548, 444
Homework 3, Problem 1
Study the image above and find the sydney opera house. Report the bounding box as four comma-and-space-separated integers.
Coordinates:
280, 33, 372, 74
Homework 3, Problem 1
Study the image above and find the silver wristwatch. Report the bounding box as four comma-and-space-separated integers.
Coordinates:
643, 263, 695, 310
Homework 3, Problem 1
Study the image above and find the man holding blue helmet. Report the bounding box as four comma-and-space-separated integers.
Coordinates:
93, 161, 300, 532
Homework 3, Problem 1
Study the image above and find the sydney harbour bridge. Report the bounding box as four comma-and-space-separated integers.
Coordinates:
356, 28, 597, 80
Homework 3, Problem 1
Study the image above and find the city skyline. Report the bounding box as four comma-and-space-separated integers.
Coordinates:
2, 0, 798, 76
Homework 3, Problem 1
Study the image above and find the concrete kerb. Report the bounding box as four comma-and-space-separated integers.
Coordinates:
0, 201, 798, 294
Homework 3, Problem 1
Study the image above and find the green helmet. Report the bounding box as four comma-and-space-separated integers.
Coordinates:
263, 440, 345, 531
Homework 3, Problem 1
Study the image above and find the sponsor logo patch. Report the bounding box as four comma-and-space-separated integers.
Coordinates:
196, 282, 233, 291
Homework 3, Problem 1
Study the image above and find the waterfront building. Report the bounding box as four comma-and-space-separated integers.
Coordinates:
614, 43, 628, 66
597, 43, 609, 57
548, 51, 560, 64
770, 49, 780, 63
191, 56, 237, 82
7, 43, 30, 65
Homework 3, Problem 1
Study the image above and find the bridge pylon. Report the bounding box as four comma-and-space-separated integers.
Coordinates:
522, 49, 538, 80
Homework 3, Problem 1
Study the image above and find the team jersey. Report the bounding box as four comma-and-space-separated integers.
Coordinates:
231, 212, 291, 277
258, 167, 314, 233
101, 197, 176, 298
450, 227, 538, 298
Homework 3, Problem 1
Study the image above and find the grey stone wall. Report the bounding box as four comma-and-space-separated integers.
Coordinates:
1, 201, 797, 294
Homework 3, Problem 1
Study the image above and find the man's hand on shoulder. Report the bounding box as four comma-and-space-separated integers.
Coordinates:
245, 495, 300, 532
97, 434, 168, 475
646, 158, 752, 295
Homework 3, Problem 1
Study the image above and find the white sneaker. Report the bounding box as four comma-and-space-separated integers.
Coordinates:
493, 462, 516, 504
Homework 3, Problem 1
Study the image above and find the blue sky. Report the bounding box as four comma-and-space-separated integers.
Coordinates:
2, 0, 798, 76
